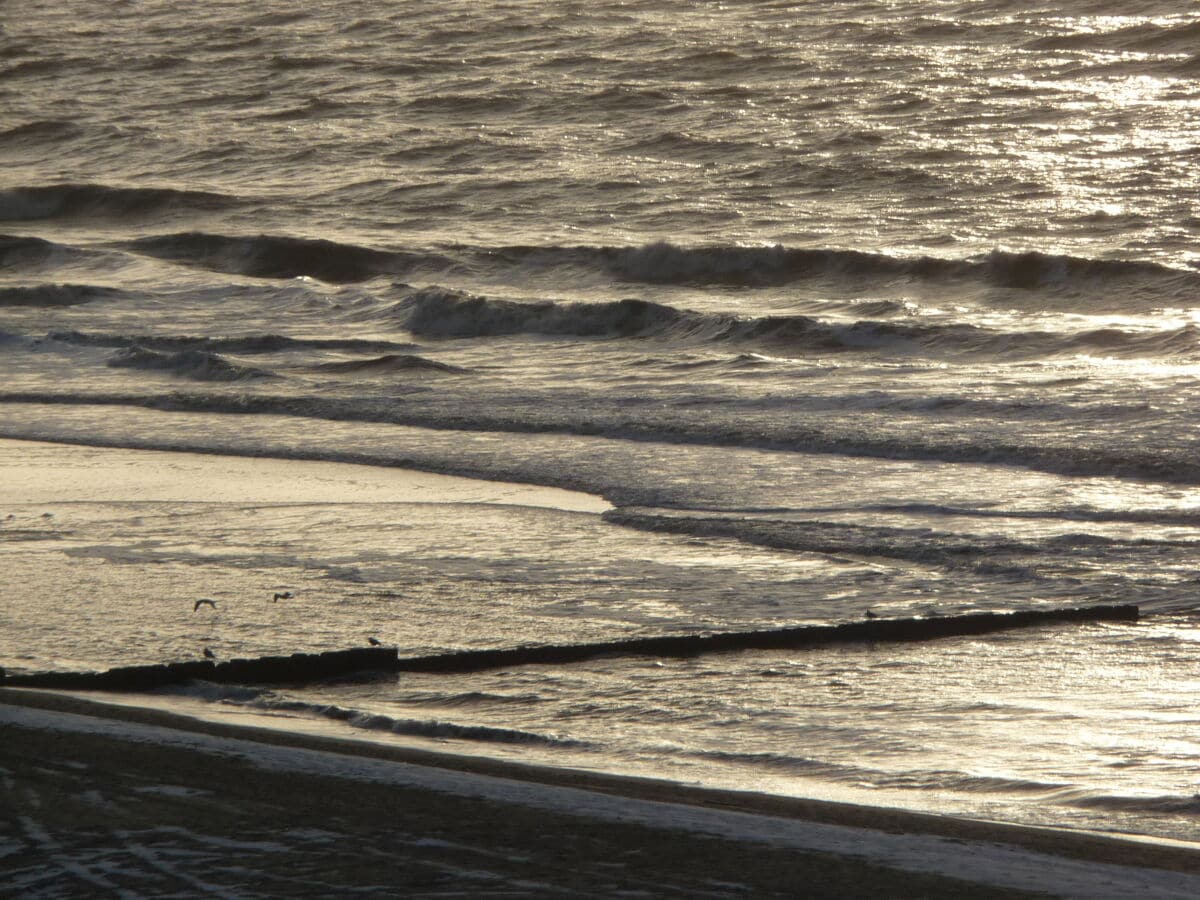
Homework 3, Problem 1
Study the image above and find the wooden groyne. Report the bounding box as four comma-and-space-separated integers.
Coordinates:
2, 646, 396, 691
393, 604, 1138, 674
0, 604, 1137, 690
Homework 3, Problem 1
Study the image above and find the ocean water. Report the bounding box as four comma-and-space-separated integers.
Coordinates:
4, 0, 1200, 842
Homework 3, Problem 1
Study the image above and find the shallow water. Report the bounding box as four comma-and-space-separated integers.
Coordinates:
4, 0, 1200, 844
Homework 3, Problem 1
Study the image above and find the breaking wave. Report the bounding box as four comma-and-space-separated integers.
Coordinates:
229, 693, 587, 748
124, 231, 451, 283
680, 748, 1073, 795
788, 762, 1200, 813
394, 287, 1200, 360
0, 120, 84, 147
603, 510, 1044, 570
156, 681, 582, 747
602, 510, 1196, 571
105, 346, 274, 381
101, 231, 1200, 301
310, 353, 467, 374
396, 289, 703, 339
0, 284, 129, 307
837, 502, 1200, 529
3, 390, 1199, 486
0, 234, 100, 268
0, 183, 238, 222
481, 241, 1199, 296
1040, 790, 1200, 815
48, 330, 418, 354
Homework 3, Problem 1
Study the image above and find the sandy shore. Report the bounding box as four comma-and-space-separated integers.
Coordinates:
4, 689, 1200, 899
0, 437, 610, 512
4, 440, 1200, 897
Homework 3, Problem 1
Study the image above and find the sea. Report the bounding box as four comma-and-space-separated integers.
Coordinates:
4, 0, 1200, 844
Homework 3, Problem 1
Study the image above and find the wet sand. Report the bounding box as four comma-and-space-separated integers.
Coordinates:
0, 437, 610, 512
4, 689, 1200, 898
4, 440, 1200, 897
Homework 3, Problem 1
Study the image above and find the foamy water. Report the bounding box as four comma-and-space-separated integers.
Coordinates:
4, 0, 1200, 844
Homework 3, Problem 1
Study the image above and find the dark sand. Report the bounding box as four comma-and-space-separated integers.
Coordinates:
3, 688, 1198, 898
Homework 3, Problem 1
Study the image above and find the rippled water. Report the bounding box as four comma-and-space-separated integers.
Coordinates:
4, 0, 1200, 843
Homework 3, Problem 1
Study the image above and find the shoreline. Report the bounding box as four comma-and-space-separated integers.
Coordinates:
4, 441, 1200, 895
4, 687, 1200, 898
0, 436, 610, 513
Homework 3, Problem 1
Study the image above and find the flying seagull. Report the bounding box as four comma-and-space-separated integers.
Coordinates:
273, 591, 293, 602
193, 598, 218, 612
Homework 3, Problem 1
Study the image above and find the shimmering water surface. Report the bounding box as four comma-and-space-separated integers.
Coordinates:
4, 0, 1200, 842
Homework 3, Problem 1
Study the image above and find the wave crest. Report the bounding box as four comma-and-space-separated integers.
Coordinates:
0, 183, 237, 222
310, 353, 467, 374
507, 242, 1196, 294
107, 232, 1200, 301
397, 287, 701, 339
603, 510, 1046, 571
4, 390, 1197, 485
394, 287, 1200, 360
0, 284, 126, 307
0, 234, 94, 268
224, 693, 586, 748
125, 232, 449, 283
0, 120, 82, 146
106, 346, 274, 381
49, 330, 417, 354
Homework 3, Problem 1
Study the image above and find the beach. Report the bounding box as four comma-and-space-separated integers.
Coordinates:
5, 688, 1200, 899
7, 2, 1200, 892
5, 440, 1200, 897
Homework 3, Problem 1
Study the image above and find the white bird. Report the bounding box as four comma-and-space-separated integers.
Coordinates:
193, 598, 218, 612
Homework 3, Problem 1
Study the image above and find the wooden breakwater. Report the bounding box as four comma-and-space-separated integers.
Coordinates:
0, 604, 1137, 690
393, 603, 1138, 674
1, 646, 396, 691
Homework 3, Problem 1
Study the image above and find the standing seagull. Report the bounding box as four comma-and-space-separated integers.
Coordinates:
368, 637, 382, 646
203, 647, 215, 660
194, 598, 218, 613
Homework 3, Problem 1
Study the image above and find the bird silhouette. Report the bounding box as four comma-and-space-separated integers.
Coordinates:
203, 647, 215, 659
193, 598, 218, 612
272, 591, 293, 602
368, 637, 382, 646
865, 610, 879, 619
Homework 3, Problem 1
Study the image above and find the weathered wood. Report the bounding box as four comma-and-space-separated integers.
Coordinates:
395, 604, 1138, 674
2, 604, 1138, 689
6, 646, 395, 690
